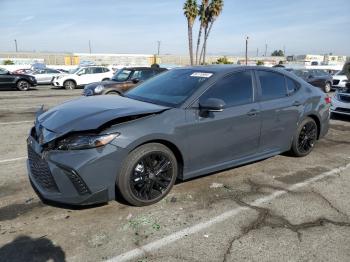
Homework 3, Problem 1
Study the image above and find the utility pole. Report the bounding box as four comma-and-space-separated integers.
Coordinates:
264, 43, 267, 57
14, 39, 18, 52
88, 40, 92, 54
256, 48, 259, 57
157, 41, 161, 56
283, 45, 286, 56
245, 36, 249, 65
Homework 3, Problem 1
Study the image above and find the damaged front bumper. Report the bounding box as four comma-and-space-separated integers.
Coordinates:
26, 134, 128, 206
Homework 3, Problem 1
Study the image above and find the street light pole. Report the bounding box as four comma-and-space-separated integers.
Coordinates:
157, 41, 161, 56
245, 36, 249, 65
14, 39, 18, 52
88, 40, 92, 54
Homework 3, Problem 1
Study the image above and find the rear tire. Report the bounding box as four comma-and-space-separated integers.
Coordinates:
16, 80, 30, 91
117, 143, 178, 206
290, 117, 318, 157
64, 80, 76, 90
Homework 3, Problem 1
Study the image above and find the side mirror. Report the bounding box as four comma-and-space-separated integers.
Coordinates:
132, 78, 140, 84
308, 75, 314, 79
199, 98, 225, 112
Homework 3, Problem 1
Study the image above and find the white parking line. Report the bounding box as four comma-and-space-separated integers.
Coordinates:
107, 163, 350, 262
0, 157, 26, 164
0, 120, 33, 125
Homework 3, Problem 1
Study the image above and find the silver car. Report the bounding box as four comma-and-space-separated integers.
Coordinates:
31, 68, 65, 85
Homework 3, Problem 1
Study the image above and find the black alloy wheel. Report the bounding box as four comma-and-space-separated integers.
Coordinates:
117, 143, 177, 206
130, 153, 173, 201
290, 117, 318, 157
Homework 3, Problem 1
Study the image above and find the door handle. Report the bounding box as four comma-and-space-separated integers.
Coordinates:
292, 101, 301, 106
247, 109, 259, 116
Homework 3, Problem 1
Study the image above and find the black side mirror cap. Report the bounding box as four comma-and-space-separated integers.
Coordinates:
199, 98, 225, 112
132, 78, 140, 84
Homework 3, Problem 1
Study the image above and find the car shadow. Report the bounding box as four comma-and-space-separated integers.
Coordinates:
0, 235, 66, 262
331, 113, 350, 122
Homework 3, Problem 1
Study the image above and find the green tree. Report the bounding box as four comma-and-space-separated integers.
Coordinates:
3, 60, 14, 65
195, 0, 209, 65
214, 56, 233, 64
271, 50, 284, 57
183, 0, 198, 65
199, 0, 224, 64
256, 60, 264, 66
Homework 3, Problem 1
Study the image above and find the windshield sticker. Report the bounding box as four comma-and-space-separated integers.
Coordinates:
190, 72, 213, 78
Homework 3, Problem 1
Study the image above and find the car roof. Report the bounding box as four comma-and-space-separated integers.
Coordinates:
174, 65, 287, 74
121, 67, 167, 70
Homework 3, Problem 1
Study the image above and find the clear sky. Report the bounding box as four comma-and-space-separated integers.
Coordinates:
0, 0, 349, 56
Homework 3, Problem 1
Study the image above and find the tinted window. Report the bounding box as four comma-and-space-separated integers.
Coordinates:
286, 77, 300, 94
126, 69, 212, 107
92, 67, 103, 74
0, 68, 8, 74
112, 69, 132, 81
201, 71, 253, 107
258, 71, 287, 100
102, 68, 109, 73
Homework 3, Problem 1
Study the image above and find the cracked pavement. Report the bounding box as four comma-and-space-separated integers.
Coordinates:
0, 87, 350, 262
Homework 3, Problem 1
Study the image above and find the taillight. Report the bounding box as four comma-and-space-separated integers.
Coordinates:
325, 97, 331, 104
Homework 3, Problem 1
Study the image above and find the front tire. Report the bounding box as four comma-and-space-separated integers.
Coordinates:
290, 117, 318, 157
117, 143, 178, 206
17, 80, 30, 91
323, 82, 331, 93
64, 80, 76, 90
106, 91, 120, 95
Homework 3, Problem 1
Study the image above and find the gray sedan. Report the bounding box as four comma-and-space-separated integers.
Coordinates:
27, 66, 330, 206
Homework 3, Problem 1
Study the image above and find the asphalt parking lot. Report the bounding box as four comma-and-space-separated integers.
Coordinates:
0, 86, 350, 262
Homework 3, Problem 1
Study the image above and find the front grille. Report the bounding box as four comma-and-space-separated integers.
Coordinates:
64, 170, 90, 195
27, 146, 59, 193
339, 95, 350, 103
333, 80, 340, 85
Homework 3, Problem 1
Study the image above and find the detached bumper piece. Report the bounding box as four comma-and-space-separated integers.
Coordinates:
27, 145, 59, 193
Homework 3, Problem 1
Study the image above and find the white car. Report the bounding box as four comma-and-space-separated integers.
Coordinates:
331, 88, 350, 116
52, 66, 113, 89
332, 70, 348, 89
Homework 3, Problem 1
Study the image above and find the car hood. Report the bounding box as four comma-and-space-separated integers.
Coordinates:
36, 95, 169, 143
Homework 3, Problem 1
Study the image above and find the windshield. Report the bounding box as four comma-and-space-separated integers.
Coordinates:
70, 68, 80, 74
292, 69, 309, 80
112, 69, 132, 82
125, 69, 213, 107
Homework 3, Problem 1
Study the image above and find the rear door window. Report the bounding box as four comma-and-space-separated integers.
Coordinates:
286, 77, 300, 95
257, 71, 287, 100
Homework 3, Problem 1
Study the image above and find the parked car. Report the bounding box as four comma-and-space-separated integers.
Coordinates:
30, 68, 65, 85
27, 66, 330, 206
83, 67, 167, 96
0, 67, 37, 91
290, 69, 333, 93
331, 86, 350, 116
332, 70, 348, 89
51, 66, 113, 89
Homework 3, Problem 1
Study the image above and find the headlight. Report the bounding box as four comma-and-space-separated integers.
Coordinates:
56, 133, 119, 150
94, 85, 104, 93
30, 76, 36, 81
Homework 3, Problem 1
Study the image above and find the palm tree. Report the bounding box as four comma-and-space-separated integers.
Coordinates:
200, 0, 224, 64
183, 0, 198, 65
195, 0, 209, 65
